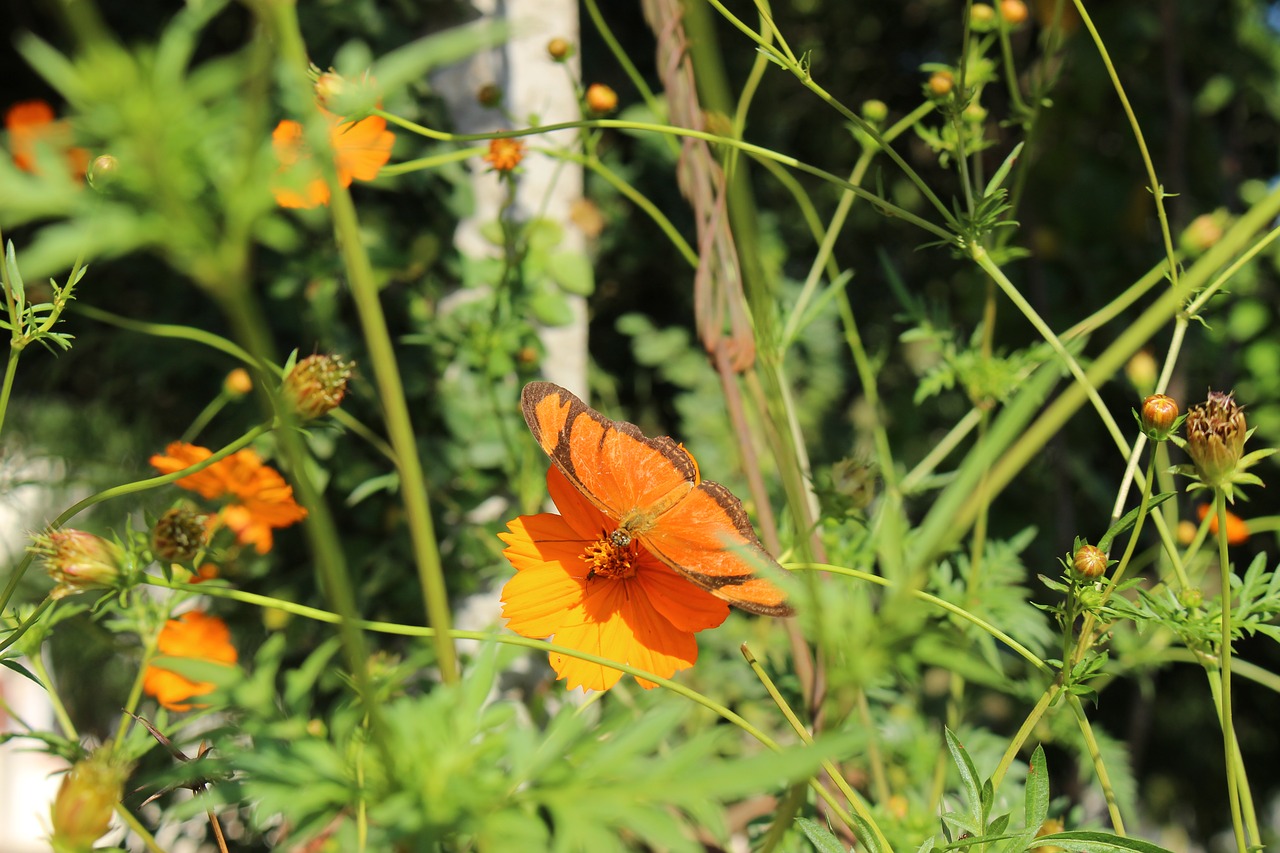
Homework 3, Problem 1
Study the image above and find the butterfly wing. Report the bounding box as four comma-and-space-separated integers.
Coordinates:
521, 382, 697, 520
521, 381, 793, 617
639, 481, 794, 617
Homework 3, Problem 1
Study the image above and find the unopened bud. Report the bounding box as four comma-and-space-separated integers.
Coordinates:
314, 71, 346, 106
1125, 349, 1158, 396
970, 3, 996, 29
1000, 0, 1029, 25
585, 83, 618, 114
32, 529, 124, 600
861, 99, 888, 123
477, 83, 503, 108
88, 154, 118, 189
49, 749, 130, 851
928, 70, 955, 98
547, 37, 572, 61
224, 367, 252, 397
282, 354, 354, 420
151, 507, 209, 563
1139, 394, 1180, 440
1073, 544, 1107, 579
1179, 587, 1204, 609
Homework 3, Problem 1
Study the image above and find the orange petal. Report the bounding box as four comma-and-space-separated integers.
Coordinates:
222, 504, 273, 553
150, 442, 228, 500
271, 119, 331, 208
331, 114, 394, 183
1196, 504, 1249, 545
546, 466, 615, 541
632, 559, 729, 633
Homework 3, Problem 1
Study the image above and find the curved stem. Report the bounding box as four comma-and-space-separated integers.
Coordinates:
1067, 693, 1126, 834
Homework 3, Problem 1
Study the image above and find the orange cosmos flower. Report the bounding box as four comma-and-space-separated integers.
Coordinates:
271, 109, 395, 208
143, 610, 238, 711
483, 137, 525, 173
1197, 503, 1250, 545
150, 442, 308, 554
499, 467, 730, 692
5, 100, 89, 177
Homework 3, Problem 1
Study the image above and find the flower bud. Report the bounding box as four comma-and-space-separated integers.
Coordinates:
970, 3, 996, 29
314, 71, 346, 106
1139, 394, 1179, 440
281, 354, 354, 420
88, 154, 118, 189
1185, 391, 1247, 489
861, 99, 889, 123
224, 367, 253, 397
1179, 587, 1204, 609
1176, 520, 1197, 545
1000, 0, 1029, 25
1073, 544, 1107, 579
585, 83, 618, 114
927, 70, 955, 98
1125, 349, 1158, 396
32, 529, 124, 600
476, 83, 503, 108
547, 37, 572, 61
49, 749, 130, 851
151, 507, 209, 563
1035, 818, 1066, 853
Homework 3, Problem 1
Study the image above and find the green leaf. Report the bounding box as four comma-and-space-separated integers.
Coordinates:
528, 288, 574, 326
1030, 831, 1177, 853
1097, 492, 1176, 551
946, 727, 984, 824
548, 251, 595, 296
1024, 745, 1049, 827
5, 241, 25, 315
795, 817, 849, 853
983, 142, 1024, 197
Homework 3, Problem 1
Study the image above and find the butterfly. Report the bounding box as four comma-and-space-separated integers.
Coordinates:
520, 381, 793, 616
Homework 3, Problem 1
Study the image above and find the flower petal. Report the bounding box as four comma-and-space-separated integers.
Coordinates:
632, 558, 730, 633
500, 515, 589, 637
546, 466, 615, 541
332, 114, 394, 183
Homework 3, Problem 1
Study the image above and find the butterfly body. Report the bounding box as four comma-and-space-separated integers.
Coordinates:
520, 381, 793, 617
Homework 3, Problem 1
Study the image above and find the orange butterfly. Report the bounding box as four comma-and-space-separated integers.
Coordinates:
521, 382, 793, 617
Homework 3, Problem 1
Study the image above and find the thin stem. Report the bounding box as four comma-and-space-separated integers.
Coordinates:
1066, 693, 1126, 834
990, 681, 1060, 790
742, 644, 892, 853
1216, 489, 1247, 853
1205, 667, 1262, 846
269, 3, 458, 683
28, 650, 77, 740
900, 408, 983, 494
971, 245, 1130, 459
796, 562, 1050, 674
0, 348, 19, 441
375, 112, 956, 243
116, 803, 168, 853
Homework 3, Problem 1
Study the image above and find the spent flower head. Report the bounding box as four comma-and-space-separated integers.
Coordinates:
282, 353, 354, 420
32, 529, 126, 600
151, 507, 209, 563
1175, 390, 1276, 502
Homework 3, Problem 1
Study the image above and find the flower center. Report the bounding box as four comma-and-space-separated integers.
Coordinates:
582, 529, 637, 580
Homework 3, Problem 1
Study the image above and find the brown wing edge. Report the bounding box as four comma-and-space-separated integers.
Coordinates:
667, 480, 795, 617
520, 381, 699, 487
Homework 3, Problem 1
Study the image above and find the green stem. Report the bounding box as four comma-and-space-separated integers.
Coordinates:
182, 392, 232, 443
270, 3, 458, 684
376, 112, 956, 244
1216, 490, 1247, 853
742, 644, 892, 853
0, 598, 53, 655
990, 681, 1060, 790
113, 616, 165, 752
378, 146, 486, 177
797, 562, 1050, 674
971, 245, 1129, 459
116, 803, 168, 853
1067, 693, 1126, 834
1071, 0, 1178, 294
1205, 667, 1261, 846
581, 0, 674, 155
74, 304, 257, 365
0, 347, 18, 441
541, 147, 698, 267
28, 649, 78, 740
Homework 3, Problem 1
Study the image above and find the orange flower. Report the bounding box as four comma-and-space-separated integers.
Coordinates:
142, 611, 238, 711
271, 109, 394, 208
1197, 504, 1250, 545
483, 137, 525, 173
499, 468, 730, 692
150, 442, 307, 554
5, 100, 89, 177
